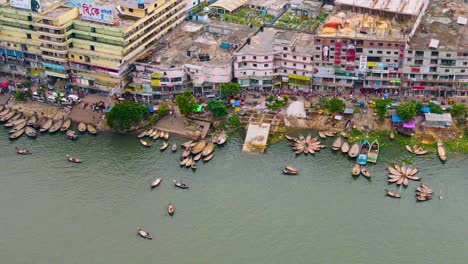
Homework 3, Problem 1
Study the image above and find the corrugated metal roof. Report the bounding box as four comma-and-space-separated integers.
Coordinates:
209, 0, 247, 12
424, 113, 452, 122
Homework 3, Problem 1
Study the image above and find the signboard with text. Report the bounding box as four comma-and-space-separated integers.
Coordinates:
10, 0, 41, 12
358, 55, 367, 71
81, 4, 114, 25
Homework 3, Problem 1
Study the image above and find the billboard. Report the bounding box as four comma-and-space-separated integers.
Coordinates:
358, 55, 367, 71
322, 45, 329, 61
10, 0, 41, 12
81, 4, 114, 25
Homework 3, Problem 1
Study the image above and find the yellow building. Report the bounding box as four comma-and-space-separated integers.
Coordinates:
0, 0, 185, 93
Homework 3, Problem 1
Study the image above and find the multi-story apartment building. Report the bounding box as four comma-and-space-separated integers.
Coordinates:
234, 27, 315, 91
133, 21, 255, 97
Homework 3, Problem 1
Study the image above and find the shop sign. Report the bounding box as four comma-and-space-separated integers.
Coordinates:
367, 62, 378, 67
411, 68, 420, 73
10, 0, 41, 12
358, 55, 367, 71
81, 4, 114, 25
288, 74, 311, 81
371, 70, 389, 74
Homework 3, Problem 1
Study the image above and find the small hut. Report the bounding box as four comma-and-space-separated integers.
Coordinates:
424, 113, 452, 128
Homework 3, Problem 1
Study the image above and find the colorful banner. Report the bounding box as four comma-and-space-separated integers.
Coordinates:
10, 0, 41, 12
334, 42, 342, 65
322, 45, 329, 61
81, 4, 114, 25
358, 55, 367, 71
288, 74, 311, 81
367, 62, 378, 67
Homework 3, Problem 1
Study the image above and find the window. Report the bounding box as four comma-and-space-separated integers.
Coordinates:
264, 64, 268, 67
79, 56, 83, 60
283, 70, 287, 73
316, 39, 321, 43
408, 50, 413, 54
26, 34, 31, 39
242, 56, 246, 59
303, 65, 306, 68
407, 58, 412, 62
316, 47, 320, 51
303, 57, 306, 60
293, 56, 296, 59
293, 71, 297, 74
378, 43, 383, 46
243, 62, 247, 66
446, 54, 451, 57
461, 70, 465, 73
394, 52, 399, 55
377, 51, 382, 54
394, 59, 398, 63
369, 50, 373, 54
293, 63, 296, 66
90, 45, 95, 51
283, 47, 288, 51
253, 56, 257, 59
445, 69, 449, 72
369, 42, 374, 46
315, 55, 320, 58
331, 40, 335, 43
284, 62, 287, 66
463, 62, 467, 65
386, 51, 391, 54
283, 54, 287, 58
91, 28, 96, 33
386, 59, 390, 62
264, 56, 268, 59
129, 8, 134, 12
387, 43, 392, 47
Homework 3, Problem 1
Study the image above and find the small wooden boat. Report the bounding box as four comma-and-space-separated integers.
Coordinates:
27, 115, 38, 126
190, 142, 197, 147
180, 157, 190, 166
201, 142, 214, 156
437, 140, 446, 161
140, 139, 151, 147
67, 130, 78, 140
389, 131, 395, 140
9, 112, 22, 122
174, 180, 189, 189
211, 137, 218, 143
191, 161, 197, 170
9, 128, 25, 139
193, 153, 202, 161
185, 157, 193, 167
357, 140, 370, 165
351, 163, 360, 176
341, 141, 350, 153
285, 135, 294, 141
137, 131, 146, 138
344, 120, 351, 132
348, 143, 360, 158
5, 118, 26, 127
203, 153, 214, 162
77, 122, 86, 133
285, 165, 298, 173
151, 178, 162, 188
318, 131, 326, 139
360, 165, 371, 177
60, 119, 71, 132
15, 147, 32, 155
182, 147, 191, 158
181, 140, 193, 148
192, 140, 206, 154
167, 203, 175, 215
283, 169, 298, 175
39, 119, 52, 132
324, 131, 335, 137
10, 121, 27, 133
331, 137, 343, 151
0, 106, 7, 115
87, 124, 97, 135
367, 140, 379, 163
385, 189, 401, 198
405, 145, 414, 153
66, 155, 82, 163
25, 126, 37, 138
171, 143, 177, 152
159, 131, 165, 138
49, 119, 63, 133
0, 110, 16, 122
164, 131, 169, 140
152, 130, 159, 140
160, 141, 169, 151
217, 130, 227, 145
146, 128, 154, 135
413, 145, 428, 155
137, 228, 152, 240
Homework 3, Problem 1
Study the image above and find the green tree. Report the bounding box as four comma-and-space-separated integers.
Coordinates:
329, 98, 344, 113
207, 100, 228, 117
220, 82, 241, 98
374, 98, 393, 121
157, 103, 169, 117
14, 91, 27, 101
397, 101, 418, 122
175, 89, 197, 115
451, 102, 467, 117
428, 102, 443, 114
106, 101, 149, 132
227, 115, 241, 128
266, 95, 288, 111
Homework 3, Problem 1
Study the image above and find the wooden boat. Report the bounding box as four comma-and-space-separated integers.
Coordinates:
146, 128, 154, 135
39, 118, 52, 132
174, 180, 189, 189
357, 140, 370, 165
152, 130, 159, 140
211, 136, 218, 143
0, 105, 6, 114
9, 128, 25, 139
9, 112, 22, 122
341, 141, 350, 153
77, 122, 86, 133
283, 169, 298, 175
164, 131, 169, 140
413, 145, 428, 155
160, 141, 169, 151
171, 143, 177, 152
201, 142, 214, 156
27, 115, 38, 126
181, 140, 193, 148
137, 131, 146, 138
348, 143, 360, 158
159, 130, 165, 138
217, 130, 227, 145
49, 119, 63, 133
324, 131, 335, 137
167, 203, 175, 215
87, 124, 97, 135
360, 166, 371, 177
331, 137, 342, 151
0, 110, 15, 122
190, 142, 197, 147
182, 147, 191, 158
191, 161, 197, 170
185, 157, 193, 167
140, 139, 151, 147
405, 145, 414, 153
351, 163, 360, 176
15, 147, 32, 155
66, 155, 82, 163
367, 140, 379, 163
10, 121, 27, 133
192, 140, 206, 154
285, 165, 298, 173
193, 153, 202, 161
67, 130, 78, 140
389, 131, 395, 140
60, 119, 71, 132
203, 153, 214, 162
344, 119, 351, 131
25, 126, 37, 138
180, 157, 190, 166
385, 189, 401, 198
318, 131, 326, 139
137, 228, 152, 240
437, 140, 446, 161
285, 134, 294, 141
5, 118, 25, 127
151, 178, 162, 188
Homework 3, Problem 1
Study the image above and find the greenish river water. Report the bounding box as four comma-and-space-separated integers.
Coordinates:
0, 129, 467, 264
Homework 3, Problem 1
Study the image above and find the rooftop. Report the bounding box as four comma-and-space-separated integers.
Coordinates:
43, 6, 73, 18
247, 0, 290, 10
408, 0, 467, 51
335, 0, 425, 16
317, 11, 414, 41
119, 0, 158, 8
209, 0, 247, 13
137, 21, 256, 66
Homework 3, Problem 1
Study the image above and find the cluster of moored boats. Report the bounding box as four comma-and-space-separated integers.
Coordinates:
387, 164, 420, 186
138, 128, 171, 148
416, 183, 433, 201
0, 105, 97, 140
286, 133, 325, 155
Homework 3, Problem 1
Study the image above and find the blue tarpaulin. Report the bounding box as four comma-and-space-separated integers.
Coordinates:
343, 108, 354, 114
383, 93, 390, 99
232, 100, 241, 107
149, 106, 155, 113
392, 114, 403, 123
420, 106, 430, 113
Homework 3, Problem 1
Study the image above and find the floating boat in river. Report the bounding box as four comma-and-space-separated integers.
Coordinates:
348, 143, 360, 158
341, 141, 350, 153
25, 126, 37, 138
331, 137, 342, 151
284, 165, 298, 174
193, 153, 202, 161
60, 119, 71, 132
15, 147, 32, 155
351, 163, 360, 176
140, 139, 151, 147
192, 140, 206, 154
201, 142, 214, 156
137, 228, 152, 240
9, 112, 22, 122
164, 131, 169, 140
180, 157, 190, 166
285, 134, 294, 141
405, 145, 414, 153
181, 140, 193, 148
185, 157, 193, 167
357, 140, 370, 165
167, 203, 175, 215
360, 166, 371, 177
324, 131, 335, 137
318, 131, 326, 139
66, 155, 82, 163
171, 143, 177, 152
67, 130, 78, 140
151, 178, 162, 188
137, 131, 146, 138
160, 141, 169, 151
5, 118, 25, 128
87, 124, 97, 135
10, 121, 27, 133
191, 161, 197, 170
283, 169, 298, 175
174, 180, 189, 189
0, 105, 5, 113
9, 128, 25, 139
26, 115, 38, 126
367, 140, 379, 163
203, 153, 214, 162
437, 140, 446, 161
0, 110, 15, 122
385, 189, 401, 198
152, 130, 159, 139
146, 128, 154, 136
159, 131, 165, 138
49, 119, 63, 133
77, 122, 86, 133
182, 147, 191, 158
217, 130, 227, 145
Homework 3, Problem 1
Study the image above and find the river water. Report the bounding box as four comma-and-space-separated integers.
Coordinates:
0, 129, 467, 264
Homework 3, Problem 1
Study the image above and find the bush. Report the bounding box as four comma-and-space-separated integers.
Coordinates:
451, 102, 467, 117
207, 100, 228, 117
227, 115, 241, 128
157, 103, 169, 117
14, 91, 27, 101
428, 102, 443, 114
329, 98, 344, 113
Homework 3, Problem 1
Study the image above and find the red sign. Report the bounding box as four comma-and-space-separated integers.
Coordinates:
334, 42, 342, 65
411, 68, 420, 73
412, 86, 425, 90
